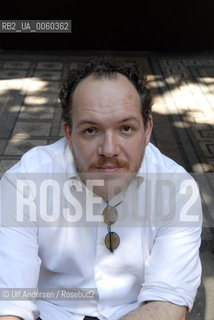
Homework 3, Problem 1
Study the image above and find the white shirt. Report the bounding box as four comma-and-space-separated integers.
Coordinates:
0, 138, 202, 320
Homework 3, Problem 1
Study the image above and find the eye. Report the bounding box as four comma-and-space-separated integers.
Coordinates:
120, 125, 134, 134
82, 127, 98, 136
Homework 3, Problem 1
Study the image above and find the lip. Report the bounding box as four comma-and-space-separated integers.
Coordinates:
94, 166, 123, 173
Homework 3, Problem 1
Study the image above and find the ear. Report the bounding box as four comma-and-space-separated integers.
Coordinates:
63, 122, 72, 147
145, 115, 153, 146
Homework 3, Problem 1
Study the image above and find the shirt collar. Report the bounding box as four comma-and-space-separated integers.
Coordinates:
64, 141, 78, 180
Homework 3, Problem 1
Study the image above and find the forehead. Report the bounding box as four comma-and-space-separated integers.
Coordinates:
72, 73, 142, 121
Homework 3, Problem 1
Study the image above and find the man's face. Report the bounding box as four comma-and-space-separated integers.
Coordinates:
63, 73, 153, 200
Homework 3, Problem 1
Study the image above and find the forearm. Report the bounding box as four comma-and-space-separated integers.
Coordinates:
120, 301, 187, 320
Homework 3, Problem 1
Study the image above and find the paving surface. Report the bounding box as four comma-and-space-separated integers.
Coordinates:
0, 51, 214, 320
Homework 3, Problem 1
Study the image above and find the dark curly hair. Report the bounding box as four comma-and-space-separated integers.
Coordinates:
59, 58, 152, 128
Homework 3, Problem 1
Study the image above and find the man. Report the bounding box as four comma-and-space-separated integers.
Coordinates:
0, 58, 202, 320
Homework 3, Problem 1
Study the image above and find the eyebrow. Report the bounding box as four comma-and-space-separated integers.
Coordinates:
120, 117, 140, 123
77, 117, 140, 126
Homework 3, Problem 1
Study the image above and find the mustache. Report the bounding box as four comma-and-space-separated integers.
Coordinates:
89, 158, 129, 169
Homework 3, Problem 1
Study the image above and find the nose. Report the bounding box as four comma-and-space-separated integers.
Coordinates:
98, 131, 120, 158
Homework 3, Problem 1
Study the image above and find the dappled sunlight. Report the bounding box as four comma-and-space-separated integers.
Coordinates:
24, 95, 50, 105
152, 105, 166, 115
149, 68, 214, 153
153, 76, 214, 116
0, 76, 60, 121
172, 120, 190, 128
0, 77, 53, 93
10, 133, 30, 142
19, 105, 55, 119
0, 71, 59, 159
198, 77, 214, 85
148, 64, 214, 177
27, 79, 53, 92
8, 105, 21, 113
192, 163, 212, 173
183, 110, 214, 124
0, 78, 24, 91
147, 71, 214, 131
147, 75, 166, 89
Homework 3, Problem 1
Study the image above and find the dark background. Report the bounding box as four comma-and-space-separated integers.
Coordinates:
0, 0, 213, 52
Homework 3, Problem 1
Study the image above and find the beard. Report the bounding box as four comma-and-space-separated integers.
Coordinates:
71, 143, 145, 201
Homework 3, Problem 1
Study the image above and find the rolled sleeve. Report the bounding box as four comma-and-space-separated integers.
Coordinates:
0, 175, 41, 319
138, 174, 203, 311
0, 301, 40, 320
0, 226, 41, 319
138, 226, 202, 311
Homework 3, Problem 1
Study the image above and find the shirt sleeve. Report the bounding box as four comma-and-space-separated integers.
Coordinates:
0, 174, 41, 320
138, 178, 202, 311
